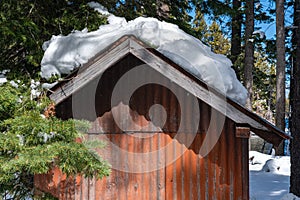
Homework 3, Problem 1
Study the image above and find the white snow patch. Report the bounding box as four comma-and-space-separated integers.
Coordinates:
249, 151, 296, 200
9, 80, 19, 88
42, 82, 58, 90
255, 2, 261, 9
0, 70, 8, 85
30, 79, 41, 99
0, 77, 7, 84
280, 193, 300, 200
262, 159, 281, 172
41, 3, 247, 105
87, 2, 110, 15
253, 30, 265, 39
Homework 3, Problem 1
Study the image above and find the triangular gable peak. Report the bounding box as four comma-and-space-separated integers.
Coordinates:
49, 35, 289, 146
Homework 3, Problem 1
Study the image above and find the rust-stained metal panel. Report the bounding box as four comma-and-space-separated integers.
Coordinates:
35, 54, 250, 199
35, 115, 249, 200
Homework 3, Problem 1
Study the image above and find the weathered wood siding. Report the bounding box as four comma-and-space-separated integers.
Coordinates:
35, 54, 249, 199
35, 124, 248, 200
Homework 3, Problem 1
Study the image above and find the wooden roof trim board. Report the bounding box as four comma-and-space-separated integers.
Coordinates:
127, 38, 289, 145
49, 36, 131, 102
49, 35, 290, 145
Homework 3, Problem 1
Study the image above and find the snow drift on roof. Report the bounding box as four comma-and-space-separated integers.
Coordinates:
40, 2, 247, 105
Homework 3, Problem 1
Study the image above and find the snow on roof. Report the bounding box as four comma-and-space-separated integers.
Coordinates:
40, 2, 247, 105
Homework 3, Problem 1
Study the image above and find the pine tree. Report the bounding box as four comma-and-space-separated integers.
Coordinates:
244, 0, 255, 110
231, 0, 242, 77
0, 1, 111, 197
0, 0, 107, 79
204, 21, 231, 55
290, 0, 300, 196
0, 81, 111, 199
252, 51, 276, 121
275, 0, 286, 155
109, 0, 194, 36
192, 7, 208, 42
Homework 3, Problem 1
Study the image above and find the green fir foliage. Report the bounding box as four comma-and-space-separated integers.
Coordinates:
0, 0, 107, 80
192, 9, 208, 42
0, 82, 111, 199
204, 21, 231, 55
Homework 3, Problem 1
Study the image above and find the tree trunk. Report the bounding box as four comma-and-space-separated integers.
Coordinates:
156, 0, 169, 19
244, 0, 254, 110
231, 0, 242, 78
275, 0, 286, 156
290, 0, 300, 196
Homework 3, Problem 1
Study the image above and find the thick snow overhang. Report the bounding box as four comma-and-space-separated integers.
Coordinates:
48, 35, 290, 146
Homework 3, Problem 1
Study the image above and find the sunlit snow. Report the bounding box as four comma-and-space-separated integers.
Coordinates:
249, 151, 299, 200
253, 30, 266, 39
41, 2, 247, 104
0, 70, 8, 85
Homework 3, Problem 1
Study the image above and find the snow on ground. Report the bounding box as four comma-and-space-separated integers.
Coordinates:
0, 76, 7, 84
40, 2, 247, 105
249, 151, 299, 200
0, 70, 8, 84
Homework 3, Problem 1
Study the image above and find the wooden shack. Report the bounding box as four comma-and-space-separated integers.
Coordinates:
35, 36, 289, 200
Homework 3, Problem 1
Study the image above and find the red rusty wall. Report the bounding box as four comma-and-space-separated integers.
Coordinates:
35, 121, 248, 200
35, 54, 249, 199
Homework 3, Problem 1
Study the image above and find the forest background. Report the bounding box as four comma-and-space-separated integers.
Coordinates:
0, 0, 300, 199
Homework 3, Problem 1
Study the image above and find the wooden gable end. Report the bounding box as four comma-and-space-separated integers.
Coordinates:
49, 35, 289, 146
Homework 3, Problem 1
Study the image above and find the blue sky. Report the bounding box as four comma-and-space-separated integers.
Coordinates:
257, 1, 294, 40
190, 1, 293, 40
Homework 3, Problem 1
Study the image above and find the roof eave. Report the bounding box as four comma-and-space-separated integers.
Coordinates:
48, 35, 290, 145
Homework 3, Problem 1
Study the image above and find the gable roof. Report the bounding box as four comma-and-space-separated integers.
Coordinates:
49, 35, 289, 146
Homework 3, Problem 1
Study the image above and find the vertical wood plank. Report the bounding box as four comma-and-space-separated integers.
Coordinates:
154, 133, 160, 200
165, 134, 174, 200
213, 112, 222, 200
108, 134, 118, 200
156, 133, 163, 200
234, 133, 243, 199
143, 79, 152, 200
175, 143, 183, 200
147, 132, 154, 200
221, 121, 230, 200
115, 134, 122, 200
74, 176, 82, 200
136, 136, 144, 200
193, 134, 202, 200
242, 138, 249, 200
199, 147, 206, 200
125, 134, 133, 200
